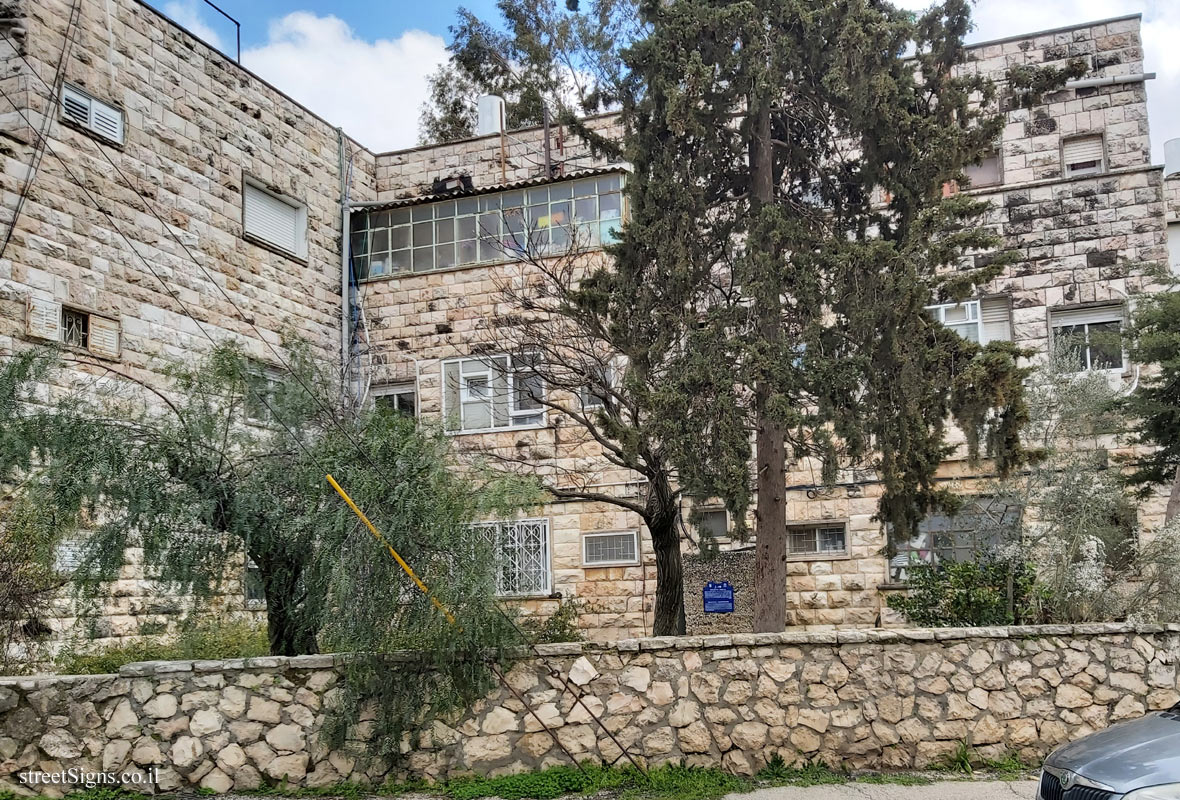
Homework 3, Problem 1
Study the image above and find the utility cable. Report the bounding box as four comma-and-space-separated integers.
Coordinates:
0, 0, 81, 261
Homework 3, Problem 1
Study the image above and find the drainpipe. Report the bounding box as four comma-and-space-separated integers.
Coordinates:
338, 127, 349, 379
1064, 72, 1155, 90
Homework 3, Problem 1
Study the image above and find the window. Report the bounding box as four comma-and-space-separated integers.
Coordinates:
926, 297, 1011, 344
244, 559, 266, 607
243, 179, 307, 258
964, 151, 1002, 188
583, 530, 640, 567
890, 497, 1019, 582
1050, 305, 1126, 372
351, 172, 625, 279
788, 524, 848, 558
26, 297, 121, 359
442, 353, 543, 432
374, 382, 416, 417
696, 509, 730, 543
579, 363, 615, 409
473, 519, 551, 596
61, 84, 124, 144
55, 538, 86, 574
1063, 134, 1105, 177
244, 363, 282, 422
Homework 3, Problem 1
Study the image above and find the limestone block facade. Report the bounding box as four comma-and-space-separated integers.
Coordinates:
0, 0, 377, 650
0, 0, 1175, 650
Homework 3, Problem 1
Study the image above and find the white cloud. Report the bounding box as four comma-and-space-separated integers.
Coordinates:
163, 0, 225, 53
241, 13, 448, 152
896, 0, 1180, 162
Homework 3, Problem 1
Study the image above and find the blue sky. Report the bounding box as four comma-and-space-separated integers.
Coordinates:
143, 0, 1180, 158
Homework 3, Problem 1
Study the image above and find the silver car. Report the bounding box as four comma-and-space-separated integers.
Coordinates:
1040, 704, 1180, 799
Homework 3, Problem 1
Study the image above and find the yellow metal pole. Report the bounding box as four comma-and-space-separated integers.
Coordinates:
325, 473, 456, 626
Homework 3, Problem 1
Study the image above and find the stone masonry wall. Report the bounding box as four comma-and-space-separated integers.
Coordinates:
2, 624, 1179, 794
0, 0, 376, 652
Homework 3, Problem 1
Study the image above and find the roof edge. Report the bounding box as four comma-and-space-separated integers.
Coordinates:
963, 13, 1141, 52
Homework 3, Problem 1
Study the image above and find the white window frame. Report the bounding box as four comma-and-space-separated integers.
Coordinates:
787, 522, 849, 560
473, 518, 552, 596
442, 353, 545, 434
1049, 305, 1127, 373
60, 83, 124, 144
579, 362, 616, 410
242, 177, 308, 259
26, 297, 121, 359
372, 381, 417, 417
926, 300, 982, 342
963, 149, 1002, 188
582, 530, 640, 567
1062, 134, 1106, 178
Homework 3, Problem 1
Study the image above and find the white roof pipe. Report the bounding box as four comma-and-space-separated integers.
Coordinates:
1064, 72, 1155, 90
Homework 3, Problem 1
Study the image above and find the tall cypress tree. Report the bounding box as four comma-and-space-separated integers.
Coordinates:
609, 0, 1029, 631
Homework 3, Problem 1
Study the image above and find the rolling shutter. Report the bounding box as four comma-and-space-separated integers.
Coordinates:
88, 315, 121, 359
26, 296, 61, 341
244, 183, 301, 254
1063, 135, 1104, 172
1050, 304, 1124, 328
980, 296, 1011, 344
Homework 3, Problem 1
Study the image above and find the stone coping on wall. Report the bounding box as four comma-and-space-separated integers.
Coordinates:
5, 622, 1177, 684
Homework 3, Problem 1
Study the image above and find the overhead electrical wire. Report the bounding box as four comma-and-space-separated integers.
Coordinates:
0, 0, 82, 261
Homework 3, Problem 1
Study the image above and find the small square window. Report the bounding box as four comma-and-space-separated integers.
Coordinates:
583, 531, 639, 567
1063, 135, 1105, 177
696, 509, 730, 543
61, 307, 89, 349
1050, 305, 1126, 372
243, 180, 307, 258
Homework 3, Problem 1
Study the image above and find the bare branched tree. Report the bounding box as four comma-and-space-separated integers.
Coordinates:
461, 214, 692, 636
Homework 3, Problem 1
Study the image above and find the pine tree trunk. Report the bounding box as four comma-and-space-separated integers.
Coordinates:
1166, 463, 1180, 524
750, 99, 788, 633
646, 477, 685, 636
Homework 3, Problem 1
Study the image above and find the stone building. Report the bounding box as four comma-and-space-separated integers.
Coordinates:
0, 0, 1174, 649
351, 13, 1174, 638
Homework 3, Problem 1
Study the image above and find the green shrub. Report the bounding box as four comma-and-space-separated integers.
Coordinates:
55, 617, 269, 674
887, 556, 1042, 627
518, 597, 585, 644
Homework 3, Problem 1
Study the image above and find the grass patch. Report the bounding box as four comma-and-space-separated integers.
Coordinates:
437, 763, 748, 800
756, 757, 846, 786
54, 618, 269, 675
855, 773, 935, 786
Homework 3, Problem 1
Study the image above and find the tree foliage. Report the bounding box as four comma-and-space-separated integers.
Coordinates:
1123, 289, 1180, 521
0, 350, 118, 671
419, 0, 642, 145
608, 0, 1030, 630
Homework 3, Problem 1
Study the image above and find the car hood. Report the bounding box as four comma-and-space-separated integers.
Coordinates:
1048, 711, 1180, 791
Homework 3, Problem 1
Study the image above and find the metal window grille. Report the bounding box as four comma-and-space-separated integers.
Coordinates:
788, 525, 847, 555
583, 531, 638, 566
475, 519, 551, 596
61, 307, 89, 348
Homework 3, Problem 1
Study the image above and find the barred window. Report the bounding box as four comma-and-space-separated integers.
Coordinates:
351, 172, 625, 279
474, 519, 552, 596
583, 530, 639, 567
787, 524, 847, 557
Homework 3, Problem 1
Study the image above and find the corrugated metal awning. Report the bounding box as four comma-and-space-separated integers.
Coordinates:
352, 166, 628, 212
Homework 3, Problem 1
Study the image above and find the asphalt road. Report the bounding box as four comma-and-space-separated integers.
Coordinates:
726, 780, 1040, 800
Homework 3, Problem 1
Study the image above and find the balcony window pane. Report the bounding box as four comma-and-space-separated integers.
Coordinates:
526, 186, 549, 204
599, 192, 621, 219
390, 249, 410, 272
435, 200, 456, 218
371, 228, 389, 253
412, 204, 433, 222
413, 247, 434, 271
390, 209, 411, 226
435, 219, 454, 243
457, 197, 479, 215
390, 226, 410, 249
574, 197, 596, 221
413, 221, 433, 247
458, 239, 478, 264
436, 243, 455, 269
457, 215, 477, 240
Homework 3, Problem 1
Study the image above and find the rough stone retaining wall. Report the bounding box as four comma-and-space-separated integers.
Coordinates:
2, 624, 1179, 795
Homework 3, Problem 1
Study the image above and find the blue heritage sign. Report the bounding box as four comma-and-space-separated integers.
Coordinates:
702, 581, 735, 613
